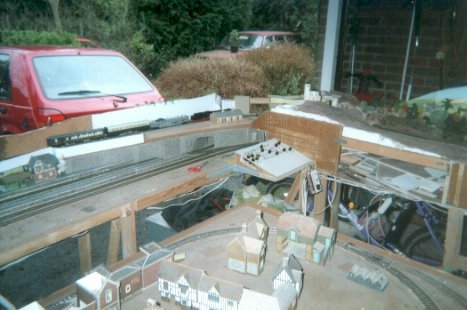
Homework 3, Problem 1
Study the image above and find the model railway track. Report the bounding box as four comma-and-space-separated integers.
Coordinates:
338, 241, 440, 310
0, 144, 252, 226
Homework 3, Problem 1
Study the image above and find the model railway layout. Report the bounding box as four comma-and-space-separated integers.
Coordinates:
0, 144, 253, 226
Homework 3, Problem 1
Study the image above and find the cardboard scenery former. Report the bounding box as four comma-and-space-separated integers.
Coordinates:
251, 111, 343, 173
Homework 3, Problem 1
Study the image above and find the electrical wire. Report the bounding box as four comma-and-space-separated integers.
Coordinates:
0, 247, 49, 272
148, 176, 230, 210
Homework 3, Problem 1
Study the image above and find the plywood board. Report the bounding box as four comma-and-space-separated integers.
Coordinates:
252, 112, 342, 172
0, 116, 92, 159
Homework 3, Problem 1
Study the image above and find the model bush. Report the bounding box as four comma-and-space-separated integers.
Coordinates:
243, 44, 314, 96
155, 57, 269, 99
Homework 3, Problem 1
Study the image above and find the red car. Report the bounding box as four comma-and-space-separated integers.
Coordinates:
196, 30, 298, 58
0, 46, 164, 134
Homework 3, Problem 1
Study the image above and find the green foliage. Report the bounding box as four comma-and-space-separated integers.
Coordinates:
251, 0, 320, 52
243, 44, 314, 96
155, 57, 269, 99
229, 30, 239, 46
0, 30, 77, 46
137, 0, 252, 73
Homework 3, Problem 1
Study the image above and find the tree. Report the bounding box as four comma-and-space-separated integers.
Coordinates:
136, 0, 252, 73
47, 0, 62, 31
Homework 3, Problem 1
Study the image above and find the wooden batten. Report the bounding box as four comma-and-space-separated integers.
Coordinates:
341, 137, 449, 170
0, 115, 93, 159
443, 207, 467, 271
252, 112, 342, 172
78, 232, 92, 275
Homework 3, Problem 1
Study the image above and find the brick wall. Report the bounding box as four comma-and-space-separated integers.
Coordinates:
316, 0, 466, 99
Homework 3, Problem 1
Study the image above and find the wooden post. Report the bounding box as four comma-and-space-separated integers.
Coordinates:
286, 173, 303, 204
443, 207, 467, 271
329, 182, 342, 229
312, 177, 328, 223
107, 219, 121, 266
121, 203, 137, 259
78, 231, 92, 275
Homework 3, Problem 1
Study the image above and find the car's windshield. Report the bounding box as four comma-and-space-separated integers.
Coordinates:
219, 34, 263, 50
33, 55, 153, 100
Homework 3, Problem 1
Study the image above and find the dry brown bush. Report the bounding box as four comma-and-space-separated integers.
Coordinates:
155, 57, 270, 99
242, 44, 314, 96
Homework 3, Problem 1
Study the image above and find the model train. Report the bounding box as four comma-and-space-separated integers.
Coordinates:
47, 116, 191, 147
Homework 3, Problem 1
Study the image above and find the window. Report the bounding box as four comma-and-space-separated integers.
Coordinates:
263, 36, 273, 47
125, 284, 131, 293
32, 55, 153, 100
208, 293, 219, 303
289, 230, 297, 241
0, 54, 11, 100
179, 284, 188, 294
163, 281, 168, 290
105, 289, 112, 303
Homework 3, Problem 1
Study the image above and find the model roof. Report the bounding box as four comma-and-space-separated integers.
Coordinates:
228, 234, 265, 255
276, 212, 320, 239
318, 225, 336, 238
134, 249, 172, 268
110, 265, 140, 281
273, 254, 303, 286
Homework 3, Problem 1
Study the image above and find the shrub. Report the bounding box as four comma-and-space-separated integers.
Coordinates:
242, 44, 314, 96
0, 30, 78, 46
155, 57, 269, 99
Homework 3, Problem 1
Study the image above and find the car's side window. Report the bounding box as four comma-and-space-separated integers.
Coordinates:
275, 36, 285, 43
263, 36, 273, 47
0, 54, 11, 100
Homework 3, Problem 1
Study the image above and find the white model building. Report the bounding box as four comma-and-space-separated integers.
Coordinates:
226, 210, 268, 276
75, 266, 120, 310
157, 261, 243, 310
272, 254, 304, 296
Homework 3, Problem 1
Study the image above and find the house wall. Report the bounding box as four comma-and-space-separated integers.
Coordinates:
315, 0, 466, 99
142, 261, 164, 288
99, 282, 119, 310
76, 286, 95, 307
228, 257, 246, 273
118, 271, 142, 302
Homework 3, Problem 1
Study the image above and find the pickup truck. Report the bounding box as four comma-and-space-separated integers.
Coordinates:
0, 46, 164, 134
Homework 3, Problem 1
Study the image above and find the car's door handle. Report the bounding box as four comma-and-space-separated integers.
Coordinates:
0, 107, 6, 114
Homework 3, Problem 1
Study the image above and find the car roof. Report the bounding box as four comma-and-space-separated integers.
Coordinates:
238, 31, 297, 36
0, 46, 120, 56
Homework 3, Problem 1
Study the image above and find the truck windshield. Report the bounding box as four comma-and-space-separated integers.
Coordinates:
33, 55, 153, 100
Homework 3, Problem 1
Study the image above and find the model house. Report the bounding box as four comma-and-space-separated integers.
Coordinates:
210, 109, 243, 124
276, 212, 321, 262
226, 233, 266, 276
272, 254, 303, 296
238, 284, 298, 310
317, 225, 337, 259
110, 265, 142, 302
76, 266, 120, 310
134, 248, 172, 288
245, 209, 269, 241
158, 261, 201, 308
226, 210, 268, 276
157, 261, 243, 310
